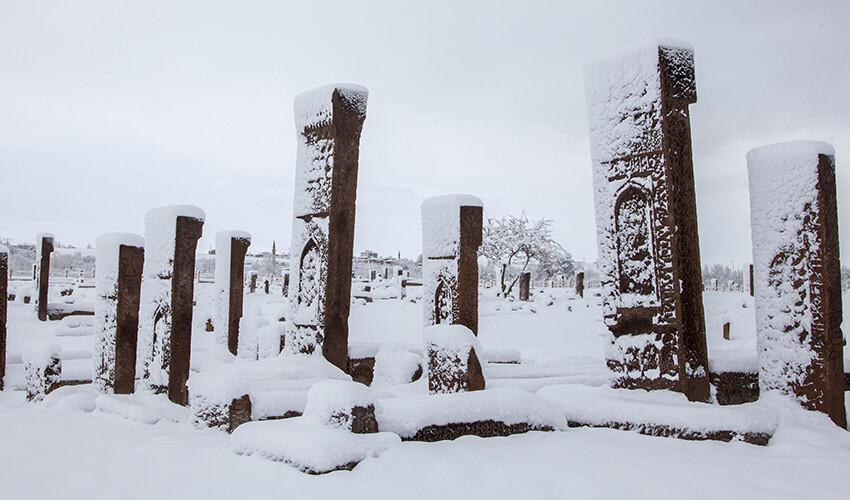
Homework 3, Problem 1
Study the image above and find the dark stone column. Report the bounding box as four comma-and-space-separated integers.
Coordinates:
249, 273, 257, 294
289, 84, 368, 372
575, 272, 585, 298
0, 246, 7, 390
585, 42, 710, 402
35, 234, 54, 322
114, 244, 144, 394
748, 264, 754, 297
519, 272, 531, 301
282, 272, 289, 298
216, 233, 251, 356
748, 142, 845, 427
169, 216, 204, 405
228, 237, 250, 355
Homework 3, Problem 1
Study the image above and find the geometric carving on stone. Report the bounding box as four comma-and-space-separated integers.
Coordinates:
34, 233, 54, 322
584, 41, 710, 401
287, 84, 368, 373
93, 233, 145, 394
421, 195, 485, 394
138, 205, 205, 405
747, 141, 845, 427
214, 231, 251, 356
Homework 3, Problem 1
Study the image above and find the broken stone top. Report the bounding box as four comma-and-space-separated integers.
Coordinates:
36, 233, 55, 245
294, 83, 369, 130
215, 230, 252, 246
421, 194, 484, 258
584, 40, 696, 165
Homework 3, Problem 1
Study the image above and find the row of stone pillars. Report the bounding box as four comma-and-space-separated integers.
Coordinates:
586, 41, 844, 426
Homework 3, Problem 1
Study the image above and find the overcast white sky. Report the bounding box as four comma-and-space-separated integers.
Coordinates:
1, 1, 848, 269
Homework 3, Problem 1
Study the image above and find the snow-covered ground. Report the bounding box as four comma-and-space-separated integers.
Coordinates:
2, 282, 849, 499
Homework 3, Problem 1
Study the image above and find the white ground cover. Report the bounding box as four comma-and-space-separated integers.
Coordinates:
1, 282, 849, 498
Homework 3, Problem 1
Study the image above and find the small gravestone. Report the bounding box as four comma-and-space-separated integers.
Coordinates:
215, 231, 251, 356
747, 141, 845, 427
370, 269, 377, 282
575, 271, 585, 298
34, 233, 54, 321
248, 272, 258, 294
584, 41, 710, 402
93, 234, 144, 394
0, 245, 7, 390
138, 205, 205, 405
282, 272, 290, 298
421, 195, 484, 393
518, 272, 531, 301
288, 84, 368, 372
748, 264, 754, 297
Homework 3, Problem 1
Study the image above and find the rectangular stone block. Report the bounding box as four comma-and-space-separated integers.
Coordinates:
288, 84, 368, 372
215, 231, 251, 355
0, 245, 7, 390
584, 41, 710, 401
93, 233, 144, 394
138, 205, 205, 405
34, 233, 54, 322
747, 141, 845, 427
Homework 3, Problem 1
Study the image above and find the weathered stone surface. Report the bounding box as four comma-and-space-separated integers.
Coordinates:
710, 371, 759, 406
408, 420, 553, 442
575, 271, 585, 298
585, 42, 710, 402
93, 234, 144, 394
24, 348, 61, 402
348, 357, 375, 386
215, 232, 251, 356
748, 141, 845, 427
35, 234, 54, 322
518, 272, 530, 301
288, 84, 368, 373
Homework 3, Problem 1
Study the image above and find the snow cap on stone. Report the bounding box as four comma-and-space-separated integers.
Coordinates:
303, 380, 375, 430
294, 83, 369, 130
421, 194, 484, 258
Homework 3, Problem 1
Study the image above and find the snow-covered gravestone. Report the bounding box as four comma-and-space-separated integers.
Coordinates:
584, 41, 710, 402
575, 271, 585, 298
214, 231, 251, 355
421, 195, 485, 393
747, 141, 845, 427
288, 84, 368, 372
0, 245, 7, 389
93, 234, 144, 394
34, 233, 54, 321
519, 272, 530, 301
138, 205, 205, 405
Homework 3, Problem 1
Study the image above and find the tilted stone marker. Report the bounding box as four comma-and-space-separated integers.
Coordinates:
575, 271, 585, 298
288, 83, 368, 372
421, 195, 485, 393
584, 41, 710, 401
138, 205, 205, 405
518, 272, 531, 301
214, 231, 251, 356
747, 141, 845, 427
0, 245, 8, 390
93, 234, 144, 394
34, 233, 54, 321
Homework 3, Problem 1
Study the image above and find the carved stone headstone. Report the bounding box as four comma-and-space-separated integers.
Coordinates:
93, 234, 144, 394
748, 264, 754, 297
288, 84, 368, 372
138, 205, 205, 405
34, 233, 54, 322
584, 41, 710, 401
421, 195, 484, 393
0, 245, 7, 390
575, 272, 585, 298
215, 231, 251, 356
519, 272, 531, 301
747, 141, 845, 427
282, 272, 290, 298
248, 272, 258, 294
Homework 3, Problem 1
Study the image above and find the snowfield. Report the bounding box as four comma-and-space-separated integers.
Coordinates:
1, 283, 849, 499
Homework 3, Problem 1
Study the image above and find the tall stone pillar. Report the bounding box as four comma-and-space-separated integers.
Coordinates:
584, 41, 710, 402
138, 205, 205, 405
93, 234, 144, 394
747, 141, 845, 427
215, 231, 251, 355
575, 271, 585, 298
422, 195, 485, 393
288, 84, 368, 372
518, 272, 531, 301
34, 233, 54, 321
0, 245, 8, 390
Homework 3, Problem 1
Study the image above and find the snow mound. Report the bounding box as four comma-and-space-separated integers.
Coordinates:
231, 418, 399, 474
372, 344, 422, 387
303, 380, 375, 430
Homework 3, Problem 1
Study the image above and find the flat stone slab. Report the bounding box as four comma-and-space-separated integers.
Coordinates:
537, 385, 777, 445
231, 418, 399, 474
375, 387, 566, 441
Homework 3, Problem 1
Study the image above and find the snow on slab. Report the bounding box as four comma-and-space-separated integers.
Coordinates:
95, 394, 164, 425
231, 418, 399, 474
421, 194, 483, 258
294, 83, 368, 130
707, 348, 758, 374
537, 385, 778, 443
250, 390, 308, 420
375, 388, 567, 439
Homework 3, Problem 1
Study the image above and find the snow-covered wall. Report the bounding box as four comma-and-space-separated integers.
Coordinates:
747, 141, 845, 426
93, 233, 144, 393
288, 84, 367, 371
584, 41, 709, 401
138, 205, 205, 399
